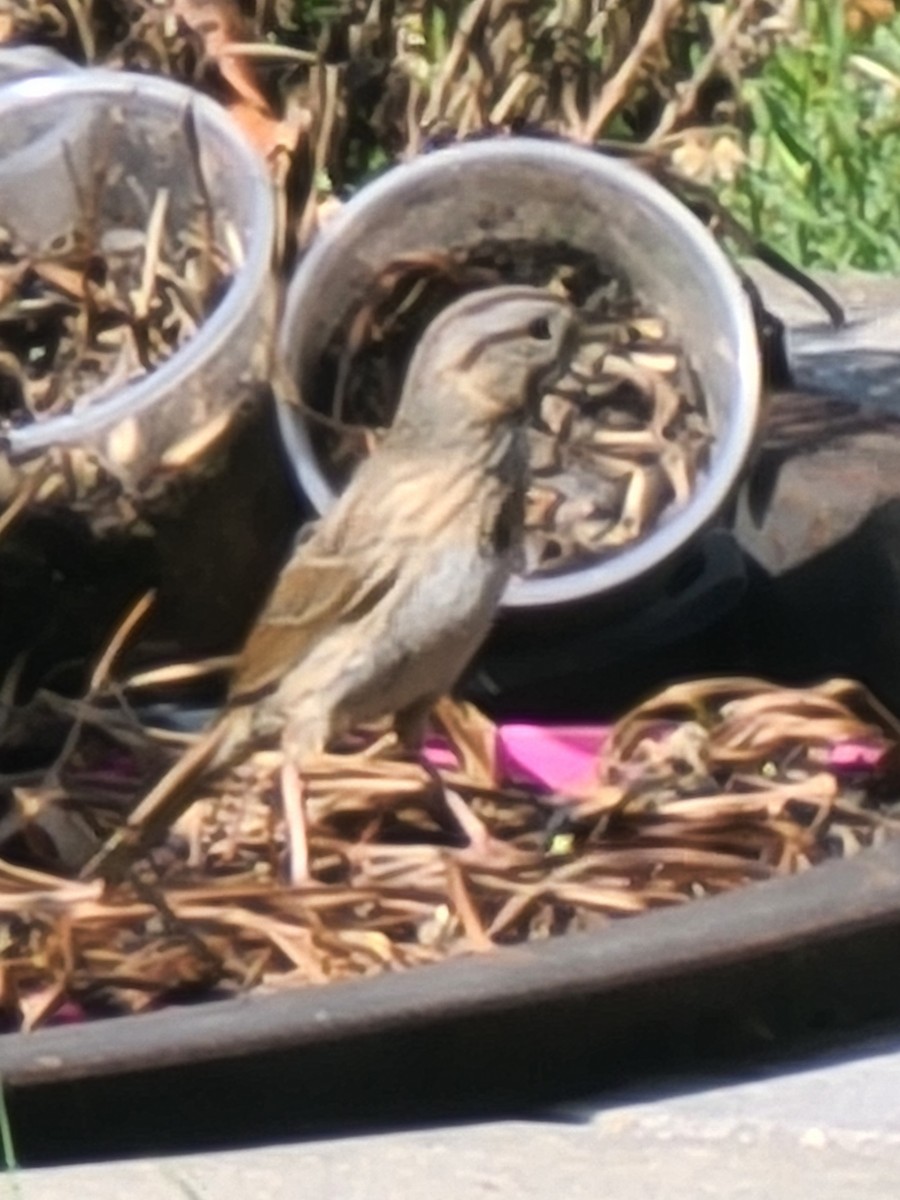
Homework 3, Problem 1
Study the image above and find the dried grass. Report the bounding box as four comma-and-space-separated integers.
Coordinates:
0, 0, 871, 1036
2, 668, 897, 1030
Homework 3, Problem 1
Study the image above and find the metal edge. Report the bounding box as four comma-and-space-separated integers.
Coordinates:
4, 836, 900, 1088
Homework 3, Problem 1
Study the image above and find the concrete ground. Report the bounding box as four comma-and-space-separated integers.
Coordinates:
6, 1024, 900, 1199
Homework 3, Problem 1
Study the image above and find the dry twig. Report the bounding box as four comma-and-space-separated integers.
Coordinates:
1, 673, 897, 1031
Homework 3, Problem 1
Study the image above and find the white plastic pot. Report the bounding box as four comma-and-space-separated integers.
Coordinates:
277, 138, 761, 608
0, 69, 276, 494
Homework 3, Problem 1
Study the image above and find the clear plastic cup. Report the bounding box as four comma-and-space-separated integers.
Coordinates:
0, 68, 276, 499
277, 139, 761, 609
0, 45, 80, 86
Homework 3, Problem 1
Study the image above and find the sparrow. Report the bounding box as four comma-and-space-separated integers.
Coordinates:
81, 285, 578, 882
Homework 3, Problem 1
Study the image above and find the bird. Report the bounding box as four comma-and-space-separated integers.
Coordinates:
81, 284, 578, 882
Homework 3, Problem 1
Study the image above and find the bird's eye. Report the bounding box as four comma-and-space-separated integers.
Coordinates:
527, 316, 553, 341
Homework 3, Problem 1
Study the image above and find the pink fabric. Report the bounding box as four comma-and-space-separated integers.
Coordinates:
425, 723, 609, 794
827, 740, 888, 770
497, 724, 608, 794
424, 727, 891, 793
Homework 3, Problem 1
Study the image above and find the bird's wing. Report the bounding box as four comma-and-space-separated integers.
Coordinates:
228, 539, 399, 704
229, 447, 435, 704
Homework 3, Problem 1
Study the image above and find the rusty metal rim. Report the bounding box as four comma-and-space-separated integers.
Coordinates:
3, 837, 900, 1088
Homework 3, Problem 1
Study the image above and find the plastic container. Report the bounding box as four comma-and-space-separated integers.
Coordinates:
277, 138, 761, 608
0, 69, 289, 689
0, 68, 276, 497
0, 45, 80, 86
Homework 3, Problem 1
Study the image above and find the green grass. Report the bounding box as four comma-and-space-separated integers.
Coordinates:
721, 0, 900, 272
0, 1077, 17, 1173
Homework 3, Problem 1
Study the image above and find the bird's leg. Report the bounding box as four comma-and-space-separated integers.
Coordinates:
396, 697, 512, 859
279, 715, 331, 885
350, 698, 437, 764
394, 696, 437, 755
279, 756, 310, 885
393, 697, 512, 860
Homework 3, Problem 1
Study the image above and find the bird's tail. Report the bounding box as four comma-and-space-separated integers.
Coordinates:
80, 715, 239, 884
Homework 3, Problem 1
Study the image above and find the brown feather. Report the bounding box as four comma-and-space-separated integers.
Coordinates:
229, 557, 367, 703
81, 286, 577, 883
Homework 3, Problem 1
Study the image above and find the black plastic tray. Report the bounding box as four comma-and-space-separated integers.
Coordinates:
5, 271, 900, 1165
4, 836, 900, 1163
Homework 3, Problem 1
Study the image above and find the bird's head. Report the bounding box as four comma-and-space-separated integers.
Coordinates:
396, 285, 578, 433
